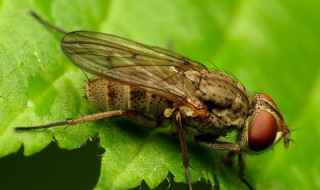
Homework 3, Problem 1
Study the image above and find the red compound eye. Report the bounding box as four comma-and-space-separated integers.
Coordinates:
248, 111, 278, 151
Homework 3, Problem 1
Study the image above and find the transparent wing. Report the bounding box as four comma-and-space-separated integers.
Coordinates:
61, 31, 207, 109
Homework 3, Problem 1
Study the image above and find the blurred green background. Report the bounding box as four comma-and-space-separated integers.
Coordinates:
0, 0, 319, 189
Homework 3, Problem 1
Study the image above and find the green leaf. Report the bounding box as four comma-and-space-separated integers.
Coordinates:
1, 0, 319, 189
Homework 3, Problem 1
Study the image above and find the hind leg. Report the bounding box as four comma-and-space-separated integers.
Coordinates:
15, 110, 158, 131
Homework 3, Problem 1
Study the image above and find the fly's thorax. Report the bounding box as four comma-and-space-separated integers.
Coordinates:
238, 93, 289, 154
86, 77, 171, 120
194, 70, 249, 128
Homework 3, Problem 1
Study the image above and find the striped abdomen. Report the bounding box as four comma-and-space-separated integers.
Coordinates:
86, 77, 171, 120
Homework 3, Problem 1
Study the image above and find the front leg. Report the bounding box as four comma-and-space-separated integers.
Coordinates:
238, 151, 254, 190
195, 137, 254, 190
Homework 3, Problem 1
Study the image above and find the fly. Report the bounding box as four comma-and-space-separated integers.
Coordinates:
15, 11, 291, 190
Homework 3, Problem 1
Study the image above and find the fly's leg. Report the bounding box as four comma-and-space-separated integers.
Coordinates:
238, 151, 254, 190
174, 112, 192, 190
122, 110, 158, 128
195, 138, 254, 190
195, 140, 241, 152
15, 110, 158, 131
222, 151, 237, 165
29, 11, 68, 34
195, 135, 237, 164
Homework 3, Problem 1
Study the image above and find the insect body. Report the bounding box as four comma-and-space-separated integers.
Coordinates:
16, 12, 290, 190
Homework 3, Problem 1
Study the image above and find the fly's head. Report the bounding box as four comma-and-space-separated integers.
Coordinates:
237, 93, 290, 154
